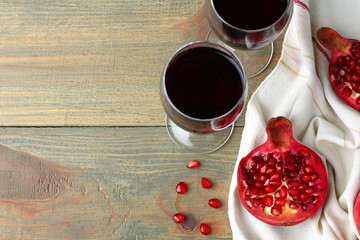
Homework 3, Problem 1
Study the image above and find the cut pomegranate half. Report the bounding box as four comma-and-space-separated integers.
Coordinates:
354, 191, 360, 234
237, 117, 328, 226
317, 27, 360, 112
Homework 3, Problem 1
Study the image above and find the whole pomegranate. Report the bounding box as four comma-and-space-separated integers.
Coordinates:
317, 27, 360, 112
237, 117, 328, 226
355, 191, 360, 234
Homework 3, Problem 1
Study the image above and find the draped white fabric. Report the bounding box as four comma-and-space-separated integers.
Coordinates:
228, 0, 360, 239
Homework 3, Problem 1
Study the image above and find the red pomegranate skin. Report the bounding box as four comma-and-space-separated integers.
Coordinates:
317, 27, 360, 112
237, 117, 328, 226
355, 191, 360, 234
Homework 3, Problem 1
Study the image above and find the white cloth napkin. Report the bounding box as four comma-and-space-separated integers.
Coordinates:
228, 0, 360, 239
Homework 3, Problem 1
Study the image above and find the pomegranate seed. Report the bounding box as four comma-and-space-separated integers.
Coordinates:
263, 195, 273, 207
300, 173, 312, 182
274, 198, 286, 206
352, 82, 360, 93
303, 165, 315, 173
208, 198, 222, 208
305, 195, 315, 204
312, 196, 321, 205
256, 198, 266, 208
299, 183, 307, 191
288, 179, 300, 188
187, 160, 200, 168
201, 177, 212, 189
271, 206, 282, 216
337, 57, 344, 67
176, 182, 187, 194
300, 193, 309, 201
349, 61, 356, 72
173, 213, 185, 223
199, 223, 210, 235
265, 186, 275, 193
276, 186, 287, 198
343, 86, 352, 97
308, 181, 316, 187
301, 204, 309, 211
356, 66, 360, 75
312, 172, 320, 180
259, 174, 267, 183
253, 173, 260, 181
304, 187, 314, 194
298, 149, 310, 158
289, 188, 299, 197
266, 167, 275, 175
289, 202, 299, 209
269, 180, 281, 187
245, 189, 253, 197
268, 159, 276, 166
353, 74, 360, 81
339, 69, 346, 76
270, 172, 281, 180
344, 56, 351, 65
335, 80, 343, 89
285, 163, 295, 171
331, 63, 339, 73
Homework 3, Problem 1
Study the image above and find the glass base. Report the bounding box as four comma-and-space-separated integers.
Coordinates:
206, 30, 273, 78
165, 115, 234, 154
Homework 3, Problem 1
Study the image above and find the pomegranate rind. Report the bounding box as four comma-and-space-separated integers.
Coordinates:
317, 27, 360, 112
355, 191, 360, 234
237, 117, 328, 226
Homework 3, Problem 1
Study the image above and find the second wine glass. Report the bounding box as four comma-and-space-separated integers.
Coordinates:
205, 0, 292, 78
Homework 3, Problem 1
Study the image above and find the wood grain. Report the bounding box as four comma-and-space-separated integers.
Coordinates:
0, 0, 284, 126
0, 126, 242, 239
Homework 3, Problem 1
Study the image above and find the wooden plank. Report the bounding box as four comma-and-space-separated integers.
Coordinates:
0, 0, 284, 126
0, 126, 242, 239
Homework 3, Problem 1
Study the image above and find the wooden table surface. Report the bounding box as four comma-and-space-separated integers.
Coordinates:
0, 0, 287, 239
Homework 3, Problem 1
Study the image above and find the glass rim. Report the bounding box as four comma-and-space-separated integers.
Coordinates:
209, 0, 293, 33
162, 41, 248, 122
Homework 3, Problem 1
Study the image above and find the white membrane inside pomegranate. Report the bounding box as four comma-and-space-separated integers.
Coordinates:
237, 117, 328, 226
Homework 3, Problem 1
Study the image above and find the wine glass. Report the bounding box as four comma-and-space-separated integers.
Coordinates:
160, 41, 247, 154
205, 0, 292, 78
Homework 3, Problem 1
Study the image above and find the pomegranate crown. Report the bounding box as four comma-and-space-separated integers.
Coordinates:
265, 116, 294, 149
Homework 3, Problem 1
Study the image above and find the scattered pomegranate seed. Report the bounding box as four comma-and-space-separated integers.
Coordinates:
173, 213, 185, 223
201, 177, 212, 189
208, 198, 222, 208
176, 182, 187, 194
187, 160, 200, 168
199, 223, 210, 235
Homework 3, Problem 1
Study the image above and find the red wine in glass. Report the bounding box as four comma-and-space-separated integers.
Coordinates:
206, 0, 292, 77
166, 47, 243, 119
213, 0, 288, 30
160, 42, 247, 153
208, 0, 291, 49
